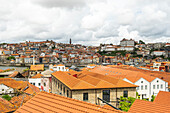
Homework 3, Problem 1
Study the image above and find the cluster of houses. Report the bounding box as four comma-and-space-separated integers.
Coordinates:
1, 63, 170, 112
0, 40, 101, 65
101, 38, 170, 57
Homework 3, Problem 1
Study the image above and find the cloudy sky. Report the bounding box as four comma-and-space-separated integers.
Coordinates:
0, 0, 170, 46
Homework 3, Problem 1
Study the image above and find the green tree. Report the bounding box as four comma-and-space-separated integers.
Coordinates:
119, 96, 136, 112
2, 95, 12, 101
7, 56, 15, 60
151, 95, 156, 102
139, 40, 145, 44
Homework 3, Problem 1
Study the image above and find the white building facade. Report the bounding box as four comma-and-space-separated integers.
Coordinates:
123, 77, 168, 100
28, 78, 41, 89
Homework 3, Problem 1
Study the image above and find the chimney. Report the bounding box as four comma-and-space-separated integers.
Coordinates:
73, 74, 77, 78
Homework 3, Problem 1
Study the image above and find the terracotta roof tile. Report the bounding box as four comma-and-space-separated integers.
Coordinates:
31, 73, 44, 78
30, 65, 44, 71
128, 99, 170, 113
0, 97, 16, 113
15, 92, 123, 113
10, 94, 32, 108
154, 91, 170, 105
52, 71, 137, 90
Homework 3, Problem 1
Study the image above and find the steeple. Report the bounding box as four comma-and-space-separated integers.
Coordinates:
69, 38, 71, 44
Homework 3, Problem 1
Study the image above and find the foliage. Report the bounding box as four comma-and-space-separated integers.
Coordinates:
151, 95, 156, 102
139, 40, 145, 44
97, 50, 126, 56
23, 68, 29, 72
52, 45, 56, 49
7, 56, 15, 60
119, 96, 136, 112
2, 95, 12, 101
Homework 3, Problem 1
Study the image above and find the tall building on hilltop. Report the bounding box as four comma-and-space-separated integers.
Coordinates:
69, 38, 71, 44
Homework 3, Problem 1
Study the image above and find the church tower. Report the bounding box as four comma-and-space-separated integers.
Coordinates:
69, 38, 72, 44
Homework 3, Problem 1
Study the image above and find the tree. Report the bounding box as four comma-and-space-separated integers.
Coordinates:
151, 95, 156, 102
119, 96, 136, 112
7, 56, 15, 60
2, 95, 11, 101
139, 40, 145, 44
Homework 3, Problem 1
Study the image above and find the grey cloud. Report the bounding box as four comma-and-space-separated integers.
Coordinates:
33, 0, 86, 8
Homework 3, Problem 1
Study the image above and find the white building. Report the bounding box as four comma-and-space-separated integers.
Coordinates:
29, 74, 43, 89
120, 38, 135, 47
0, 84, 14, 96
152, 51, 166, 56
90, 66, 169, 100
124, 77, 168, 100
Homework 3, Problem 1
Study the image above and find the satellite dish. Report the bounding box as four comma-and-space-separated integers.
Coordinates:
40, 53, 45, 57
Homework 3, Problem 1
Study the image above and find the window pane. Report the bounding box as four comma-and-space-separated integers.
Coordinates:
123, 90, 128, 97
141, 85, 143, 90
145, 85, 147, 90
83, 93, 88, 101
103, 90, 110, 102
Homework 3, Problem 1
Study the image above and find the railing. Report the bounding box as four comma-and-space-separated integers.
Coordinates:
97, 97, 121, 110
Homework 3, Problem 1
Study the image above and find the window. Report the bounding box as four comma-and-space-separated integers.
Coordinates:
83, 93, 88, 101
67, 90, 69, 97
153, 85, 155, 89
161, 84, 163, 89
38, 83, 41, 86
60, 84, 62, 91
123, 91, 128, 98
103, 90, 110, 102
141, 85, 143, 90
2, 89, 4, 91
145, 85, 147, 90
44, 83, 46, 87
157, 85, 159, 89
63, 87, 65, 94
137, 87, 139, 90
141, 81, 143, 83
58, 83, 59, 88
33, 83, 35, 85
157, 80, 159, 83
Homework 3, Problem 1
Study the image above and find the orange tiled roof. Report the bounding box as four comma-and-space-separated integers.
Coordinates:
0, 97, 16, 113
128, 99, 170, 113
57, 64, 65, 66
52, 71, 137, 90
15, 92, 123, 113
91, 66, 157, 83
0, 69, 3, 72
31, 73, 44, 78
8, 71, 19, 77
154, 91, 170, 105
30, 64, 44, 71
10, 94, 32, 108
0, 78, 40, 95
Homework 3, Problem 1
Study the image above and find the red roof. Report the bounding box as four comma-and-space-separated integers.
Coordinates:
154, 91, 170, 105
128, 99, 170, 113
15, 92, 123, 113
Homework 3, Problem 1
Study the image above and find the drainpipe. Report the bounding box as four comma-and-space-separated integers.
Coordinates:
116, 88, 118, 107
95, 89, 97, 104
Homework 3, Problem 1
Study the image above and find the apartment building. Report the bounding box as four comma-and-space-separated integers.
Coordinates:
51, 71, 137, 107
